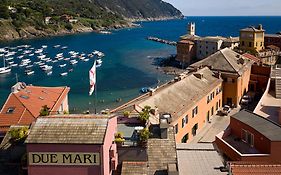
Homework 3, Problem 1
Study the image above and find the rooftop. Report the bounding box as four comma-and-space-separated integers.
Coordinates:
240, 26, 265, 32
177, 143, 227, 175
229, 162, 281, 175
265, 33, 281, 38
25, 114, 114, 144
121, 161, 148, 175
147, 127, 177, 175
191, 48, 253, 76
242, 53, 261, 63
0, 82, 69, 133
232, 110, 281, 141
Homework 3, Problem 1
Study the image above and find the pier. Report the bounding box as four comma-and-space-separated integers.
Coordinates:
147, 36, 177, 46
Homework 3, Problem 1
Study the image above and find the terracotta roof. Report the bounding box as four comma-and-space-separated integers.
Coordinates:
230, 162, 281, 175
0, 83, 69, 133
191, 48, 254, 76
240, 26, 265, 32
178, 40, 194, 44
242, 53, 261, 63
122, 162, 148, 175
25, 115, 114, 144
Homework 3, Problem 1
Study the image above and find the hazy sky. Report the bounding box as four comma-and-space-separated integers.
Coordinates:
164, 0, 281, 16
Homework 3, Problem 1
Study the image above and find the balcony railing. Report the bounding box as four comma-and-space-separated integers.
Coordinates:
215, 131, 270, 161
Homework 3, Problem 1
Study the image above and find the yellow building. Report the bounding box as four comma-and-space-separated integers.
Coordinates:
191, 48, 254, 107
240, 25, 265, 53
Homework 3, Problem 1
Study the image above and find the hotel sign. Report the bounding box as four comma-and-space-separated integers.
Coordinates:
28, 152, 100, 166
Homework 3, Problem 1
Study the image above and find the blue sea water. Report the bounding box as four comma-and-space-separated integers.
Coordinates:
0, 16, 281, 113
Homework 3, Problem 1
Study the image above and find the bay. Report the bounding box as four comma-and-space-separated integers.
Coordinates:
0, 16, 280, 113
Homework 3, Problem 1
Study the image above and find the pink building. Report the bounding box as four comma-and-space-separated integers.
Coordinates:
25, 114, 118, 175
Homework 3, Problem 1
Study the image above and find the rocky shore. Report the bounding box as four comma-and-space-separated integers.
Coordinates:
0, 16, 180, 42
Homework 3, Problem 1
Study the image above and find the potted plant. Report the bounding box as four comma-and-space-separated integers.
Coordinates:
9, 127, 29, 143
138, 128, 150, 147
114, 132, 125, 146
138, 105, 151, 125
39, 105, 50, 116
123, 111, 130, 117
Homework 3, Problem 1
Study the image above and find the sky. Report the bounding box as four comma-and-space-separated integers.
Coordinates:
164, 0, 281, 16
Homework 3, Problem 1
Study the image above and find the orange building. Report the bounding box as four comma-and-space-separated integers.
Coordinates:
176, 40, 196, 65
112, 67, 223, 143
215, 110, 281, 162
0, 82, 70, 138
190, 48, 254, 107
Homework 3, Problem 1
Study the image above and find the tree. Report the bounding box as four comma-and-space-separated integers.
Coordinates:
138, 105, 151, 123
0, 5, 10, 19
9, 127, 29, 142
40, 105, 50, 116
139, 128, 150, 143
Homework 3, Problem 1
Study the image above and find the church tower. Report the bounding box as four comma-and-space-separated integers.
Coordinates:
187, 22, 195, 36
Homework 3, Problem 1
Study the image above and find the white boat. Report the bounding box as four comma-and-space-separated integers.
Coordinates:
61, 46, 68, 49
60, 72, 68, 76
38, 62, 45, 66
96, 59, 103, 65
83, 58, 90, 62
8, 61, 14, 64
19, 63, 28, 67
26, 65, 33, 69
56, 53, 63, 57
46, 71, 52, 75
26, 70, 34, 75
41, 65, 52, 71
70, 60, 78, 65
17, 55, 24, 59
64, 57, 70, 61
10, 63, 18, 67
0, 57, 11, 74
52, 60, 58, 63
79, 57, 85, 60
37, 55, 46, 59
23, 50, 32, 54
6, 57, 14, 61
42, 45, 48, 48
57, 57, 63, 61
35, 49, 43, 54
29, 53, 34, 56
53, 45, 61, 48
59, 64, 67, 68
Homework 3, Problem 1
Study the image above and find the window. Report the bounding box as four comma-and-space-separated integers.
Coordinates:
216, 102, 218, 110
256, 42, 258, 47
242, 41, 245, 46
175, 124, 178, 134
260, 42, 263, 46
6, 107, 15, 114
219, 100, 221, 107
232, 79, 235, 83
211, 107, 214, 116
192, 106, 198, 117
206, 51, 209, 55
181, 133, 189, 143
249, 42, 252, 47
241, 129, 254, 147
185, 115, 188, 124
182, 118, 185, 128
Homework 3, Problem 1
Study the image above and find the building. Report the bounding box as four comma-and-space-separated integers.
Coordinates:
239, 25, 265, 53
0, 82, 70, 138
191, 48, 254, 107
25, 114, 118, 175
176, 23, 239, 64
215, 109, 281, 162
112, 67, 223, 143
176, 40, 196, 65
265, 33, 281, 49
254, 65, 281, 123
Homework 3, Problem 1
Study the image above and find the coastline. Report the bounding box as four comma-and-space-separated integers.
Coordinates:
0, 16, 183, 43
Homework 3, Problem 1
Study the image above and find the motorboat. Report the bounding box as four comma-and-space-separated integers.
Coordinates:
60, 72, 68, 76
59, 64, 67, 68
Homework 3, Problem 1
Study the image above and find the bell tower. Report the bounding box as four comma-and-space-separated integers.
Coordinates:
187, 22, 195, 36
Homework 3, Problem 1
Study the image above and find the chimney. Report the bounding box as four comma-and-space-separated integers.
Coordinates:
215, 71, 222, 79
160, 113, 171, 139
194, 73, 203, 79
258, 24, 263, 30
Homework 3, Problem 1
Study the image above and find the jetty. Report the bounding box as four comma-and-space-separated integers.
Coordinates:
147, 36, 177, 46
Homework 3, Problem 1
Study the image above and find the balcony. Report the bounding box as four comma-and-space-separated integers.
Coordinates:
215, 130, 270, 161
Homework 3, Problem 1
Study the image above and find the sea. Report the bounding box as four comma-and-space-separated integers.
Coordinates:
0, 16, 281, 113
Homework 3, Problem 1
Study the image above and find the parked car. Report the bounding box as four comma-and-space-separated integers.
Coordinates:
241, 95, 251, 105
220, 105, 231, 116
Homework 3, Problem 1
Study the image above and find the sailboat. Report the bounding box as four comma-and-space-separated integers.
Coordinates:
0, 57, 11, 74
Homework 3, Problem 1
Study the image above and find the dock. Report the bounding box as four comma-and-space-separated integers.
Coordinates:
147, 37, 177, 46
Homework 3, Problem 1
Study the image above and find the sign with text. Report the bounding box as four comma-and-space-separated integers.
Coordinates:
28, 152, 100, 166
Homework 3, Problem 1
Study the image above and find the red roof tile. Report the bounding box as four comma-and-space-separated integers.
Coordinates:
0, 84, 69, 134
242, 53, 261, 63
230, 162, 281, 175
